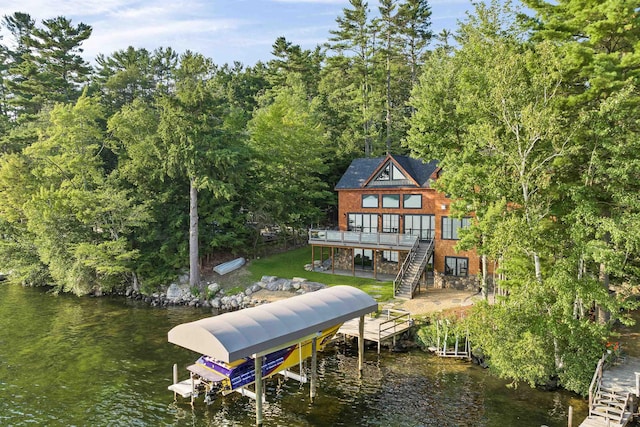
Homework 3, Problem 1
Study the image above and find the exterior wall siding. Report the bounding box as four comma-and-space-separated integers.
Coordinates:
337, 187, 493, 279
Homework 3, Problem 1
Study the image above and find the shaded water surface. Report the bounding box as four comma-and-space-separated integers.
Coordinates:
0, 284, 589, 426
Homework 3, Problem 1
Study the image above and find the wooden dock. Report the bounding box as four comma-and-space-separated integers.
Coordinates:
579, 355, 640, 427
338, 309, 412, 353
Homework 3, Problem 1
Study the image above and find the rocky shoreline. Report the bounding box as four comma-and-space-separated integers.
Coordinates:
126, 275, 327, 312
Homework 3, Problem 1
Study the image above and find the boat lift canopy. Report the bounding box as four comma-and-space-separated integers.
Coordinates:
168, 285, 378, 362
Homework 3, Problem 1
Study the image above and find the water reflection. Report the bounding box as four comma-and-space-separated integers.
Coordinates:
0, 284, 589, 426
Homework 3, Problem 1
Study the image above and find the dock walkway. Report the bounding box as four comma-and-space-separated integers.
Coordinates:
579, 355, 640, 427
338, 309, 412, 353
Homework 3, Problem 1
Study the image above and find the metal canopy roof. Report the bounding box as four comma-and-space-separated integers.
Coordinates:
168, 285, 378, 362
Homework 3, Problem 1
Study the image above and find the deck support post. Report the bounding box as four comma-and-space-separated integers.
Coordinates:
567, 405, 573, 427
358, 315, 365, 376
373, 250, 377, 280
310, 337, 317, 401
255, 356, 263, 427
331, 247, 335, 274
352, 248, 355, 276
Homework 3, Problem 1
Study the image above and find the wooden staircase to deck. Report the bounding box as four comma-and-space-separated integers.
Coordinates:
394, 240, 433, 299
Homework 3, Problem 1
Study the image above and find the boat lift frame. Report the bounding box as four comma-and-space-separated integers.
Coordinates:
168, 286, 378, 426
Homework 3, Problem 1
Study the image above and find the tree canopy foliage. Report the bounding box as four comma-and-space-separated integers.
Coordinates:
0, 1, 639, 395
407, 0, 640, 394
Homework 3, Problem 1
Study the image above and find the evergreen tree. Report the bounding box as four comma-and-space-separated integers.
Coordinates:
0, 93, 148, 294
94, 46, 156, 115
521, 0, 640, 324
325, 0, 379, 156
406, 0, 633, 394
268, 36, 323, 96
3, 14, 91, 121
155, 52, 245, 292
397, 0, 432, 85
2, 12, 38, 121
248, 74, 331, 239
29, 16, 92, 103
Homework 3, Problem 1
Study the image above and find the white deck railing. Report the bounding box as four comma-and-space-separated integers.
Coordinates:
308, 229, 418, 248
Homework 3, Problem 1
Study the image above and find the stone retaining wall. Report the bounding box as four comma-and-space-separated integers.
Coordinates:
432, 273, 493, 293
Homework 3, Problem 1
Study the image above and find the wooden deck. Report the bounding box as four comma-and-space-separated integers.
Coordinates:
338, 309, 412, 353
308, 229, 418, 251
579, 355, 640, 427
600, 356, 640, 395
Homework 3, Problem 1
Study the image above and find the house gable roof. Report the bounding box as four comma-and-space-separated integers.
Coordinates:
335, 154, 439, 190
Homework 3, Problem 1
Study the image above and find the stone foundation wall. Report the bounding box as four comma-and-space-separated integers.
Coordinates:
334, 248, 352, 270
375, 251, 406, 275
433, 272, 478, 291
432, 273, 494, 292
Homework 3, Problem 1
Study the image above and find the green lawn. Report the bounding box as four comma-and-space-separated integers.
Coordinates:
247, 245, 394, 302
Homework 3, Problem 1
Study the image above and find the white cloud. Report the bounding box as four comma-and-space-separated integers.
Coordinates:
271, 0, 347, 3
83, 17, 242, 59
0, 0, 480, 66
0, 0, 131, 20
429, 0, 473, 4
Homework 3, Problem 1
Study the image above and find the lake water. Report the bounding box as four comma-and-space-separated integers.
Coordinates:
0, 284, 590, 426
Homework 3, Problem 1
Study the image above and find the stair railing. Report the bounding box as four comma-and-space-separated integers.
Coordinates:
405, 240, 434, 295
588, 353, 608, 417
393, 238, 420, 296
393, 239, 434, 297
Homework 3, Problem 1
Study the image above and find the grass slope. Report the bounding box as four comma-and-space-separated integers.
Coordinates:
248, 246, 394, 302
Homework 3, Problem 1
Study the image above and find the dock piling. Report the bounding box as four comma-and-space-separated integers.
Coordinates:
311, 337, 317, 401
358, 315, 365, 376
568, 405, 572, 427
255, 356, 263, 427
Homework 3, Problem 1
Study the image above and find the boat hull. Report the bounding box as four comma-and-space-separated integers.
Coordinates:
189, 323, 342, 394
213, 257, 245, 275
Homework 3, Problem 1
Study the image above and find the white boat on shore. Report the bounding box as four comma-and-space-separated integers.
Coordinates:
213, 257, 245, 275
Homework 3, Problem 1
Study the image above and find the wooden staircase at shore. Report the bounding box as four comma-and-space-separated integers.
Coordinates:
394, 240, 433, 299
579, 354, 638, 427
582, 386, 633, 427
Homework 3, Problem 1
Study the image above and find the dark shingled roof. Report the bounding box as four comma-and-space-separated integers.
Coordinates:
335, 155, 439, 190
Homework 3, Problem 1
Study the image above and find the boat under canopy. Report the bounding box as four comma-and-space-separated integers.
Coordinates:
168, 285, 378, 362
168, 285, 378, 426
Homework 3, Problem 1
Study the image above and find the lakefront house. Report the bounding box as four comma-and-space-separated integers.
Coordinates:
308, 154, 492, 299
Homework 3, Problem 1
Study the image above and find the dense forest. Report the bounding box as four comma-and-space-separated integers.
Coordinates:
1, 0, 639, 395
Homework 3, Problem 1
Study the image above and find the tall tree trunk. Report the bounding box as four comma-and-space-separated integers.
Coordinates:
574, 256, 585, 319
598, 262, 610, 324
597, 231, 611, 324
533, 253, 542, 283
131, 271, 140, 293
189, 177, 200, 292
481, 253, 488, 300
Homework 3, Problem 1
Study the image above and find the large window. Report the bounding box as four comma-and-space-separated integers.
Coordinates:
404, 215, 434, 240
375, 162, 405, 181
382, 214, 399, 233
348, 213, 378, 233
403, 194, 422, 209
382, 251, 399, 263
445, 257, 468, 276
361, 194, 378, 208
382, 194, 400, 208
441, 217, 471, 240
354, 249, 373, 270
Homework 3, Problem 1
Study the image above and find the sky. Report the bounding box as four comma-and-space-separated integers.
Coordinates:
0, 0, 486, 66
